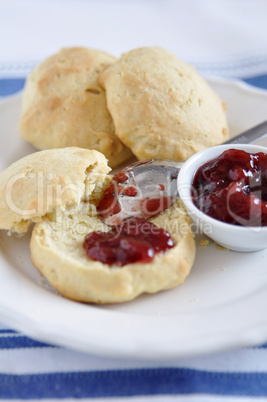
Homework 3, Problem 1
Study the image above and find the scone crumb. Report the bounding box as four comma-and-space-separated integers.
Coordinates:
199, 239, 209, 247
213, 241, 229, 251
17, 255, 24, 264
217, 245, 229, 251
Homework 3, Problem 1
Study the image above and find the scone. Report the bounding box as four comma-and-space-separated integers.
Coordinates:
0, 147, 195, 304
99, 47, 229, 162
20, 47, 133, 168
30, 198, 195, 304
0, 147, 110, 234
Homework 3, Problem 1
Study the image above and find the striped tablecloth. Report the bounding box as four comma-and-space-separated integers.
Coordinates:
1, 0, 267, 400
0, 322, 267, 400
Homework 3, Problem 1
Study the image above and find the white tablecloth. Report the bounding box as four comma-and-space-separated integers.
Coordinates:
1, 0, 267, 79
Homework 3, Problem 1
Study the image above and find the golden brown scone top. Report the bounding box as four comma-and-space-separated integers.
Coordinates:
100, 47, 229, 162
20, 47, 133, 168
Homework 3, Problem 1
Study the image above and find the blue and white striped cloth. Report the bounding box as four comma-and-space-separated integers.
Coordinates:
1, 324, 267, 400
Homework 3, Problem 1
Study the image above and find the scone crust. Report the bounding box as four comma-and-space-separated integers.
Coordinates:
0, 147, 110, 234
20, 47, 132, 168
30, 199, 196, 304
100, 47, 229, 161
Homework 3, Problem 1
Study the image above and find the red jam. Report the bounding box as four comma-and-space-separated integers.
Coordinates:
83, 217, 174, 266
192, 149, 267, 226
97, 171, 128, 221
141, 197, 174, 215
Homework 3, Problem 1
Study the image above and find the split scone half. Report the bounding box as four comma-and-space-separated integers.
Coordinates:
19, 47, 133, 168
30, 198, 195, 304
0, 147, 195, 304
99, 47, 229, 162
0, 147, 110, 235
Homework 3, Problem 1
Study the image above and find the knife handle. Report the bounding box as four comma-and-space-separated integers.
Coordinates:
224, 120, 267, 145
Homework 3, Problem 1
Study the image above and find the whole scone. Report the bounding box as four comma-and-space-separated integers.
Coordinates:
99, 47, 229, 162
20, 47, 133, 168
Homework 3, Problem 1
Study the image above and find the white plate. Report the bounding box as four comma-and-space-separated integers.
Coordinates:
0, 78, 267, 360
